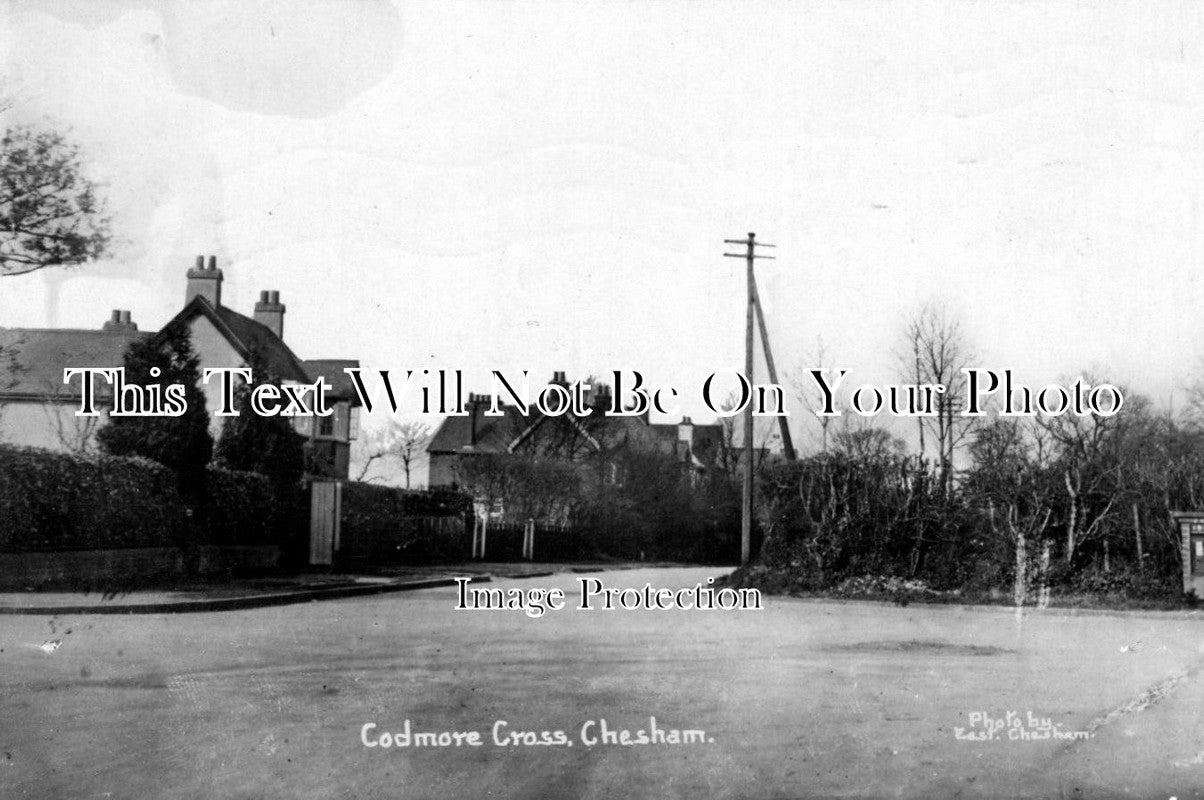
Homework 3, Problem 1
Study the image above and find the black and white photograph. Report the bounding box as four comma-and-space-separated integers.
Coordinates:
1, 2, 1203, 798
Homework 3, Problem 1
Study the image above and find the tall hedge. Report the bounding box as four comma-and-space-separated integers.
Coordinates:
0, 445, 185, 551
340, 482, 472, 563
204, 467, 280, 546
0, 445, 281, 552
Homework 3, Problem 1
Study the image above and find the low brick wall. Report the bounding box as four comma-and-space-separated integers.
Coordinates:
0, 545, 281, 591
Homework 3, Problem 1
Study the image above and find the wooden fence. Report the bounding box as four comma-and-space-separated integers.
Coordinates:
470, 519, 596, 562
337, 512, 600, 567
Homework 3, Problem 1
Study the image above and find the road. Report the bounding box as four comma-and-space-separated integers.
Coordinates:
3, 567, 1204, 799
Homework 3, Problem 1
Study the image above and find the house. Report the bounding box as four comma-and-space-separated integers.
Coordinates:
0, 255, 361, 479
0, 313, 148, 454
426, 371, 728, 489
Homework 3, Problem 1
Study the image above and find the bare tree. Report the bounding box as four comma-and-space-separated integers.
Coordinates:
1035, 376, 1131, 567
900, 301, 977, 493
790, 335, 839, 453
1181, 358, 1204, 430
1, 123, 111, 276
832, 419, 906, 462
40, 383, 100, 454
966, 418, 1057, 606
716, 390, 779, 478
393, 421, 432, 488
354, 419, 432, 488
452, 452, 580, 525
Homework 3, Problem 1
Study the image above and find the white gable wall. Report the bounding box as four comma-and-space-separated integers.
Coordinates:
185, 315, 246, 440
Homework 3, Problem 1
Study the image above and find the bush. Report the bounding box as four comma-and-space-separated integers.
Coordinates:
204, 467, 281, 545
572, 450, 740, 563
0, 445, 288, 552
0, 445, 186, 551
213, 352, 306, 491
1065, 565, 1182, 601
751, 454, 984, 588
339, 481, 473, 564
95, 322, 213, 480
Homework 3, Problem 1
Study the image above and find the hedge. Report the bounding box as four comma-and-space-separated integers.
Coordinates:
0, 445, 283, 552
340, 481, 472, 564
0, 445, 186, 551
204, 467, 282, 546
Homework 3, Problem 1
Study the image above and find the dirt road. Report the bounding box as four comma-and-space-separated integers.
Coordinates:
3, 567, 1203, 798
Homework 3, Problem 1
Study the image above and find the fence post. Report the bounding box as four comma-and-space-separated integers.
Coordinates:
523, 518, 535, 560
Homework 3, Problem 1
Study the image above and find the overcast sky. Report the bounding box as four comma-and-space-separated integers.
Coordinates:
1, 0, 1201, 448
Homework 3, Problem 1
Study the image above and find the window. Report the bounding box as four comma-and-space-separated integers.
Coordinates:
348, 406, 361, 440
318, 413, 335, 437
292, 416, 312, 437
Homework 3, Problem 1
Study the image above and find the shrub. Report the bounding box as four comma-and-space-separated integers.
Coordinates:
0, 445, 185, 551
1066, 565, 1182, 600
95, 322, 213, 480
204, 467, 280, 545
0, 445, 288, 552
339, 481, 473, 564
213, 352, 306, 491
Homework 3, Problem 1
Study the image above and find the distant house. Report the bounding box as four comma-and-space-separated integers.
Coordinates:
0, 255, 361, 479
425, 371, 727, 489
0, 314, 147, 454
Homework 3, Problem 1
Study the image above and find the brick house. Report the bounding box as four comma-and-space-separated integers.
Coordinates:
0, 255, 361, 479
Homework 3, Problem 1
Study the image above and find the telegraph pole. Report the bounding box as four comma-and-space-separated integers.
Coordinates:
724, 232, 780, 565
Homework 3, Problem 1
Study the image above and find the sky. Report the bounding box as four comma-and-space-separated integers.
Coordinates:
1, 0, 1202, 468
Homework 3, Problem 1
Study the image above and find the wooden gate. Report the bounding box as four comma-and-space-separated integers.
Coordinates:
309, 481, 342, 566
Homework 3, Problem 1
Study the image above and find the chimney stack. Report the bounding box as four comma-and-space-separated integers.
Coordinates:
185, 254, 223, 307
467, 392, 484, 446
593, 384, 613, 412
253, 289, 286, 339
102, 309, 138, 332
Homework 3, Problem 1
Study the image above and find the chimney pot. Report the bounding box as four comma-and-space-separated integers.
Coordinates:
103, 309, 137, 332
253, 288, 286, 338
186, 254, 223, 307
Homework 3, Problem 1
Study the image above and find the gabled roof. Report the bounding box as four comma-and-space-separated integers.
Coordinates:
428, 404, 529, 454
428, 400, 657, 459
303, 359, 362, 403
0, 327, 150, 400
508, 413, 602, 454
159, 296, 310, 385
